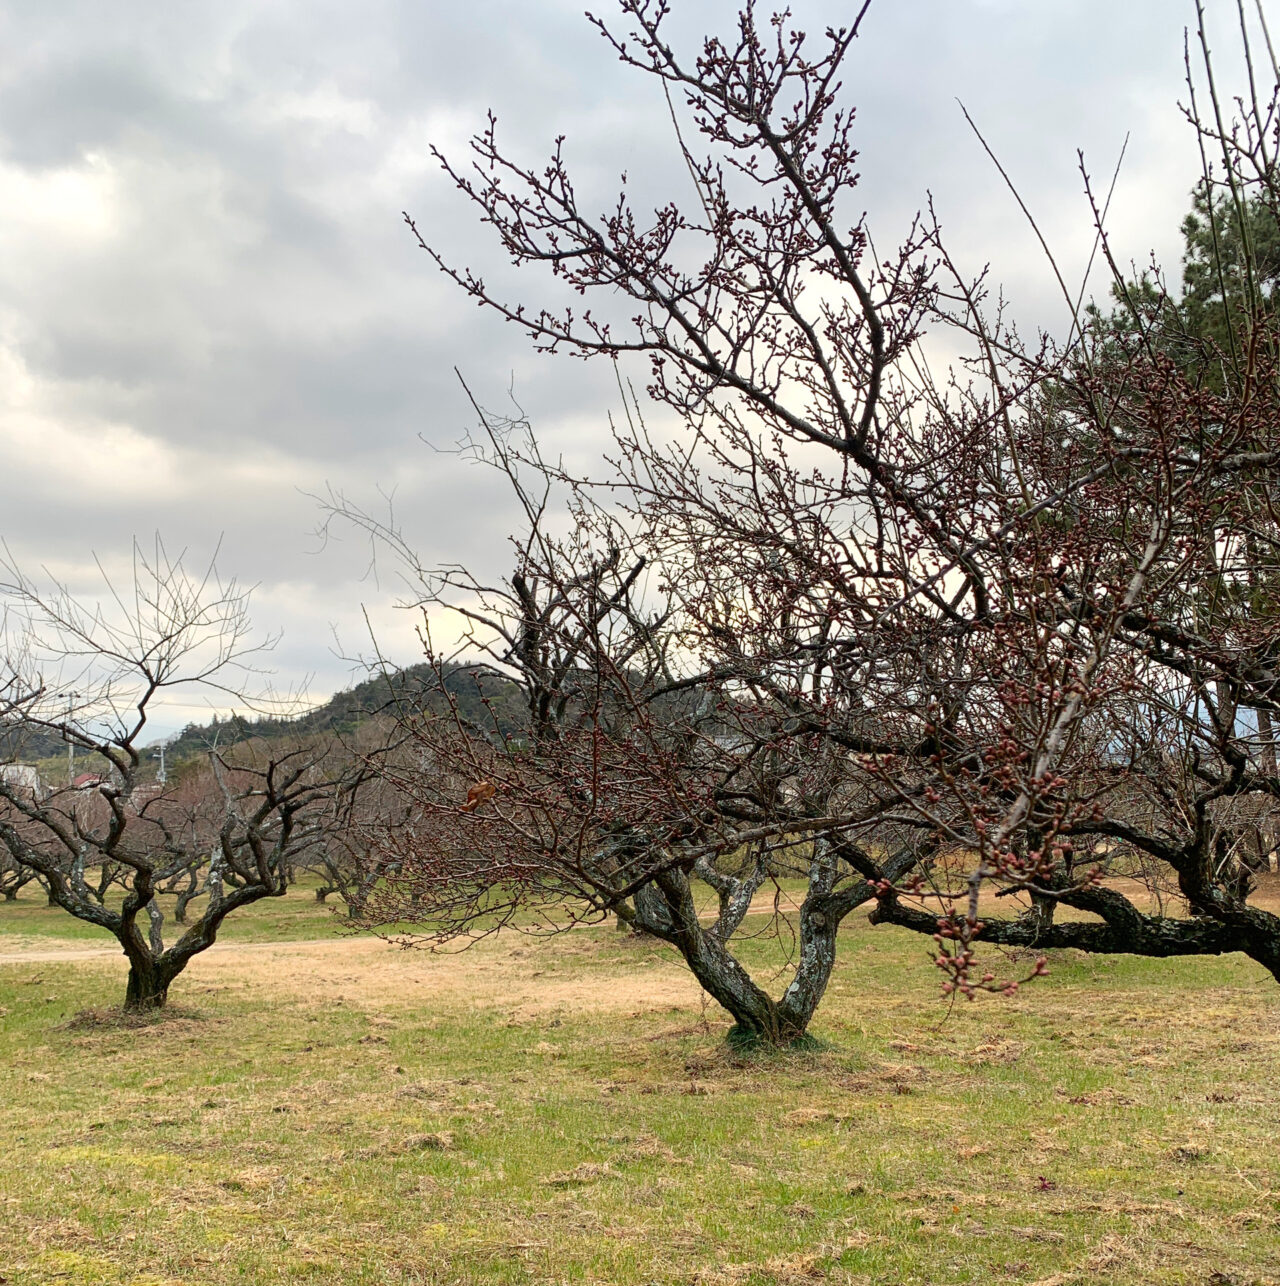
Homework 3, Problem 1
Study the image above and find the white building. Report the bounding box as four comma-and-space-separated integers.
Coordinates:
0, 763, 45, 797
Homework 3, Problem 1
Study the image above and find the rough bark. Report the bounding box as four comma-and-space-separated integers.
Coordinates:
654, 867, 794, 1043
694, 848, 769, 944
1258, 708, 1280, 873
170, 867, 201, 923
775, 840, 859, 1038
871, 882, 1280, 983
872, 894, 1239, 956
626, 844, 914, 1047
124, 955, 178, 1010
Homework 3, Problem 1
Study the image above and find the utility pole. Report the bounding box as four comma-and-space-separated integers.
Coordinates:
154, 744, 167, 786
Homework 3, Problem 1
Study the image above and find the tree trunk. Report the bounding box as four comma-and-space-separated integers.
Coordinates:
172, 869, 200, 923
694, 848, 768, 944
650, 870, 799, 1046
773, 908, 839, 1044
124, 956, 176, 1010
773, 838, 876, 1043
633, 844, 907, 1048
1020, 889, 1058, 936
122, 899, 179, 1010
315, 887, 332, 903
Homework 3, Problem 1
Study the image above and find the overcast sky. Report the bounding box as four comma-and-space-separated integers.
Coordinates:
0, 0, 1243, 736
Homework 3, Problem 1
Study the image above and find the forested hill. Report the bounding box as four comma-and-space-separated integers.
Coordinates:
0, 723, 67, 763
0, 664, 525, 777
0, 662, 713, 772
160, 663, 526, 763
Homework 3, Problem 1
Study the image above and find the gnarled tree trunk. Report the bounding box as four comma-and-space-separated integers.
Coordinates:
629, 841, 901, 1048
124, 955, 179, 1010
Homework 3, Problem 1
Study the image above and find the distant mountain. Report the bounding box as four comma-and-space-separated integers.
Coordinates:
0, 663, 528, 776
0, 722, 68, 763
160, 663, 527, 763
2, 658, 729, 773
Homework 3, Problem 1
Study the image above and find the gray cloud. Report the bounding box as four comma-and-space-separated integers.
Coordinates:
0, 0, 1235, 733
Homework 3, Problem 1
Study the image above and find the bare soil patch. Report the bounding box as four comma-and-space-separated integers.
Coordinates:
187, 935, 707, 1016
0, 931, 709, 1017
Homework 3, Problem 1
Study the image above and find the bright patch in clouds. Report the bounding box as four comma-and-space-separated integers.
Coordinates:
0, 154, 119, 246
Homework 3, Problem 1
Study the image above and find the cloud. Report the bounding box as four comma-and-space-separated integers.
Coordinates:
0, 0, 1225, 733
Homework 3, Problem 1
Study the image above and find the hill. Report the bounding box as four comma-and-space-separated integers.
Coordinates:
160, 662, 527, 765
0, 723, 68, 764
0, 663, 527, 784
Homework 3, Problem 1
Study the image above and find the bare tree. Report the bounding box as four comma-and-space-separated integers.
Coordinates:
863, 2, 1280, 987
0, 850, 36, 902
337, 409, 929, 1046
275, 716, 408, 913
344, 0, 1280, 1041
0, 542, 363, 1009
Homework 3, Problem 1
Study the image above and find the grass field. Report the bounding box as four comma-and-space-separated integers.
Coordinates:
2, 881, 1279, 1286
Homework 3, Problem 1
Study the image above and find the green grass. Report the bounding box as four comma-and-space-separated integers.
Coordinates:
1, 887, 1278, 1285
0, 877, 352, 945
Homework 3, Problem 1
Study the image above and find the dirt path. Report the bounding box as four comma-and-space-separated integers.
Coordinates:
0, 930, 708, 1017
6, 873, 1277, 1018
0, 883, 809, 969
0, 937, 347, 965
